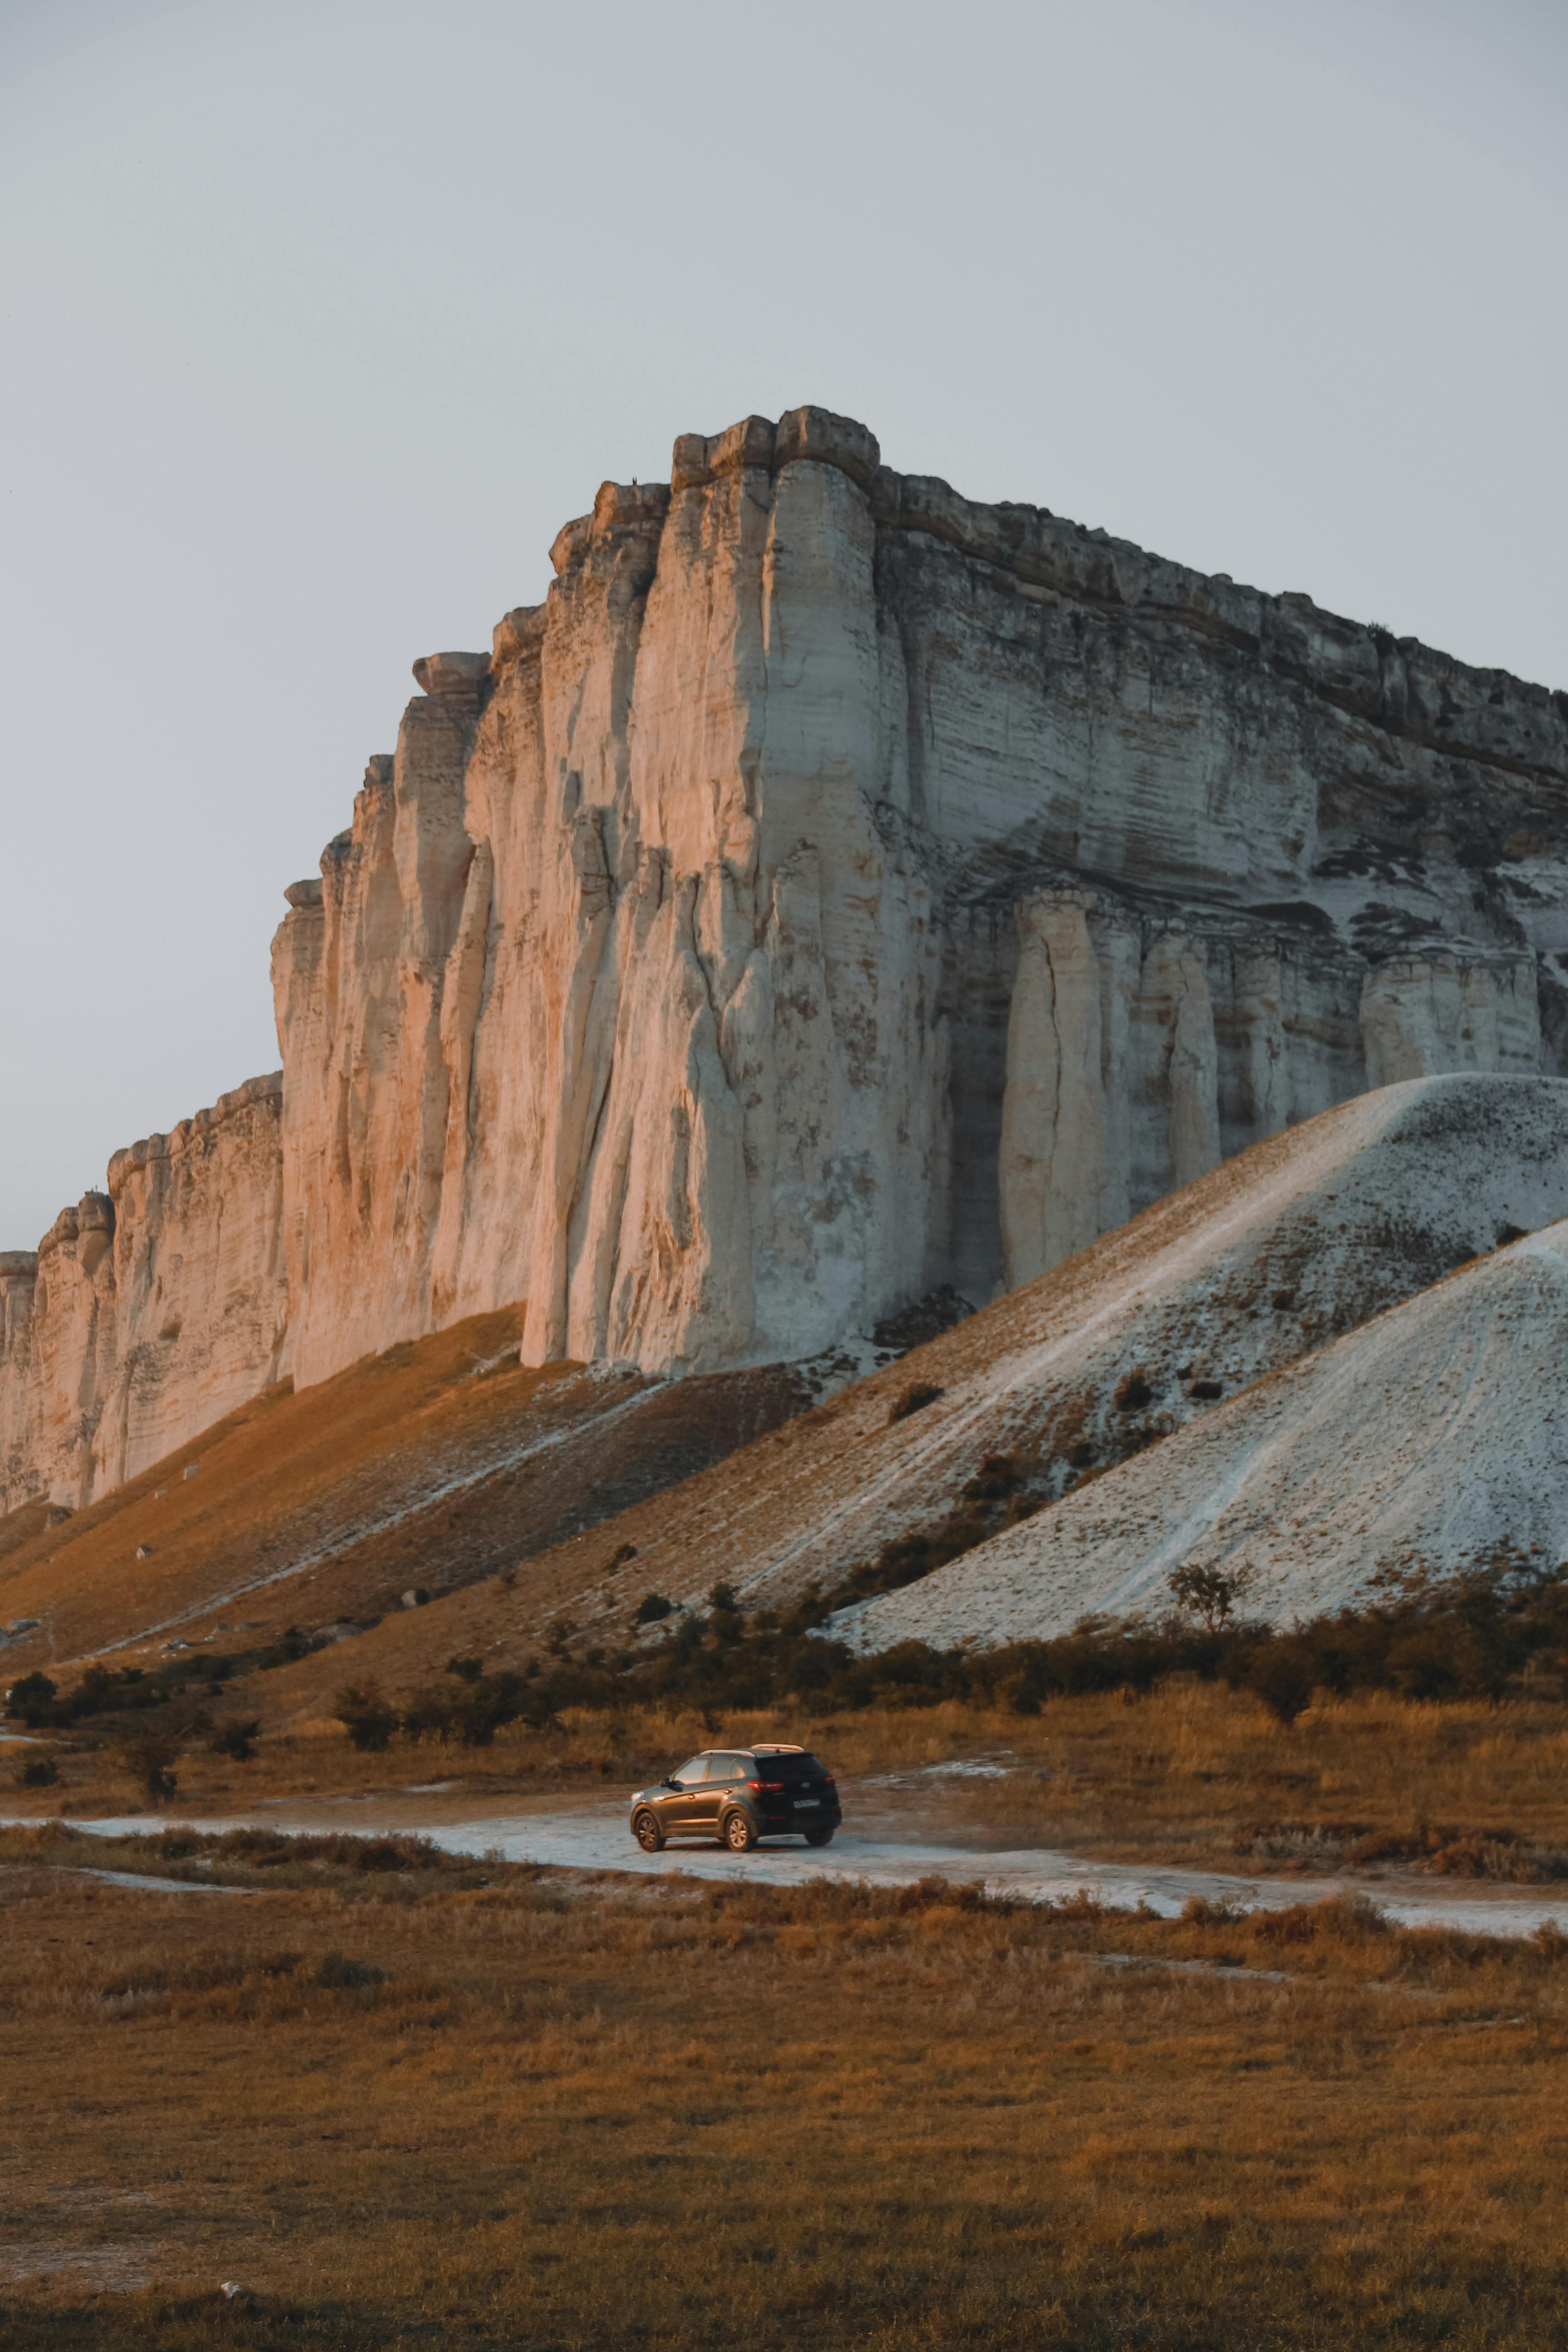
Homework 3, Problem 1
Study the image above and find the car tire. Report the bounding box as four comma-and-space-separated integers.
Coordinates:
722, 1810, 757, 1853
633, 1810, 665, 1853
803, 1826, 836, 1847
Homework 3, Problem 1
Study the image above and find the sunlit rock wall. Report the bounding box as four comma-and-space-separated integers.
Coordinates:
273, 403, 1568, 1379
9, 400, 1568, 1509
0, 1078, 287, 1511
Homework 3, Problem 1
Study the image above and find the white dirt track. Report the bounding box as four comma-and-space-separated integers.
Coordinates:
28, 1800, 1568, 1942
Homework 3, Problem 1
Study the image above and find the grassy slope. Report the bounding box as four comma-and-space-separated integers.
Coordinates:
0, 1309, 806, 1677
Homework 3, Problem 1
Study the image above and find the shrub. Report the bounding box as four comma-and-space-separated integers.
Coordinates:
445, 1655, 484, 1683
117, 1725, 181, 1800
209, 1717, 261, 1762
333, 1680, 399, 1752
889, 1383, 944, 1425
962, 1454, 1022, 1504
19, 1754, 58, 1788
1249, 1639, 1315, 1726
7, 1671, 57, 1727
635, 1593, 673, 1625
456, 1670, 531, 1746
401, 1688, 458, 1745
314, 1953, 386, 1989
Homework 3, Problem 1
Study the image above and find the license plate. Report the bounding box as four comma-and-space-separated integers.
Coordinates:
794, 1798, 820, 1809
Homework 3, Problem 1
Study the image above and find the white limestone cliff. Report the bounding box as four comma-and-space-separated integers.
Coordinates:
0, 1078, 287, 1512
8, 402, 1568, 1510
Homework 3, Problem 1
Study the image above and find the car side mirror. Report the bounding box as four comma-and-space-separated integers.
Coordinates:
662, 1776, 677, 1789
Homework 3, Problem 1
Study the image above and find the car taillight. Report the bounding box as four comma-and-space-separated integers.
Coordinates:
823, 1777, 836, 1788
748, 1779, 785, 1792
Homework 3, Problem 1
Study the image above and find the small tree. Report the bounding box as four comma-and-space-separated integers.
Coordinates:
634, 1593, 672, 1626
118, 1725, 181, 1800
1168, 1563, 1252, 1635
7, 1671, 57, 1728
333, 1680, 398, 1753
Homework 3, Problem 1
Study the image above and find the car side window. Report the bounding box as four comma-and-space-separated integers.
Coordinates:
709, 1754, 744, 1783
672, 1757, 708, 1788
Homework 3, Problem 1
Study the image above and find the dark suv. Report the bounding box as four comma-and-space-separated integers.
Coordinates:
630, 1745, 841, 1854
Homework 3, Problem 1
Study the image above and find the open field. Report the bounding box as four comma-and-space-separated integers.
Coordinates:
12, 1687, 1568, 1886
4, 1824, 1568, 2350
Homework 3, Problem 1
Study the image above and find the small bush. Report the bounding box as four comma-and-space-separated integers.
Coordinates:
889, 1383, 944, 1425
314, 1952, 386, 1989
117, 1726, 181, 1800
445, 1655, 484, 1683
401, 1688, 458, 1745
334, 1681, 399, 1753
635, 1593, 673, 1625
209, 1718, 261, 1763
19, 1754, 59, 1788
7, 1671, 58, 1727
1249, 1641, 1315, 1726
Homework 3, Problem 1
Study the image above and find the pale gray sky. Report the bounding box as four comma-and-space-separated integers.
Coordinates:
2, 0, 1564, 1245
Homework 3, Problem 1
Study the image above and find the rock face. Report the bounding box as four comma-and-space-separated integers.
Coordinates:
0, 1078, 288, 1511
8, 402, 1568, 1508
268, 404, 1568, 1393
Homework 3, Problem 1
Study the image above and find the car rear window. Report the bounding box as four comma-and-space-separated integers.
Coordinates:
748, 1752, 826, 1782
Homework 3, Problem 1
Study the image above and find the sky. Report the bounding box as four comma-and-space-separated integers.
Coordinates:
1, 0, 1565, 1246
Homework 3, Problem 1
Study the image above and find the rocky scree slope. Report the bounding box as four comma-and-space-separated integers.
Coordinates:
7, 401, 1568, 1518
845, 1212, 1568, 1652
223, 1072, 1568, 1717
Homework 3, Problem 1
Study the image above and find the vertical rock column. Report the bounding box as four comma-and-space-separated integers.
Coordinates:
1001, 898, 1223, 1286
1361, 954, 1542, 1086
273, 653, 487, 1392
1000, 894, 1117, 1285
0, 1253, 39, 1510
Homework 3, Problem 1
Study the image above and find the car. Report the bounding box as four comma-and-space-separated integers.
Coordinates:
629, 1744, 842, 1855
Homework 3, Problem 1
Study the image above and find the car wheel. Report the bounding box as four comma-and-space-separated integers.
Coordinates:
633, 1810, 665, 1853
723, 1810, 757, 1853
803, 1826, 835, 1848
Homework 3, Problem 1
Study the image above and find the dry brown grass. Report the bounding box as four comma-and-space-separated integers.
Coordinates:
4, 1824, 1568, 2350
0, 1310, 810, 1684
16, 1685, 1568, 1891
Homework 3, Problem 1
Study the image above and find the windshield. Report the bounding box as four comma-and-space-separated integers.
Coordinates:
749, 1753, 826, 1782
